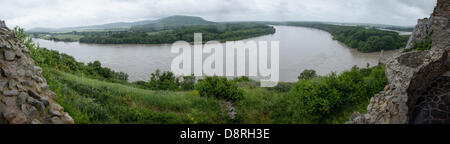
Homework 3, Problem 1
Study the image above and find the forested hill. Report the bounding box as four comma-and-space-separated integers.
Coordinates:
27, 20, 156, 33
131, 15, 217, 31
26, 15, 213, 33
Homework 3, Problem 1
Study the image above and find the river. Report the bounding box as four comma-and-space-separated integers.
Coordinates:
33, 26, 399, 82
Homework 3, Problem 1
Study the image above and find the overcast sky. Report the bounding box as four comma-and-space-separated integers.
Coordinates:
0, 0, 437, 29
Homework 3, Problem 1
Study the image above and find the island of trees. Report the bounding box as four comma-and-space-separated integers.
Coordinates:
78, 23, 276, 44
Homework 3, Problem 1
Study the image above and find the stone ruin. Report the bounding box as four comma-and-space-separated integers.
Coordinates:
347, 0, 450, 124
0, 20, 74, 124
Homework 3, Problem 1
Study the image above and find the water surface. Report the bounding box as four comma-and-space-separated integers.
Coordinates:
34, 26, 398, 82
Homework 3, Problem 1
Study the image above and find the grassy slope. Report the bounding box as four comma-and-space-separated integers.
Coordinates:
46, 69, 229, 124
47, 69, 289, 124
45, 68, 370, 124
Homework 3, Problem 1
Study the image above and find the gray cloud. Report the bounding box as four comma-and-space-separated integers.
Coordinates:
0, 0, 437, 29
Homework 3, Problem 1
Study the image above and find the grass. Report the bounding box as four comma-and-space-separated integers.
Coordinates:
48, 69, 376, 124
46, 69, 228, 124
325, 99, 370, 124
42, 68, 379, 124
43, 69, 296, 124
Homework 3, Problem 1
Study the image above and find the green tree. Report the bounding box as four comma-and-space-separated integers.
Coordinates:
195, 76, 244, 101
298, 69, 317, 80
147, 70, 180, 90
181, 74, 196, 90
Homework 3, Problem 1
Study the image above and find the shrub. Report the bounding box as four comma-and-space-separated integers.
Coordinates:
298, 69, 317, 80
233, 76, 251, 82
195, 76, 244, 101
285, 66, 387, 122
268, 82, 294, 92
147, 70, 180, 90
181, 74, 196, 90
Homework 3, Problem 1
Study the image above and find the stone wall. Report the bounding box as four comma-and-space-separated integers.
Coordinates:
0, 21, 74, 124
0, 21, 5, 28
347, 0, 449, 124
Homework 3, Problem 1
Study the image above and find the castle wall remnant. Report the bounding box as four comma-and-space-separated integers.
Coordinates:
0, 21, 74, 124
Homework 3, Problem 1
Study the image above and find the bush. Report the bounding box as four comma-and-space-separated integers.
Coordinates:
195, 76, 244, 101
181, 74, 196, 90
233, 76, 251, 82
298, 69, 317, 80
284, 66, 387, 122
268, 82, 294, 92
147, 70, 180, 90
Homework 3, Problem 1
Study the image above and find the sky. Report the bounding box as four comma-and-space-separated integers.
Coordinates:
0, 0, 437, 29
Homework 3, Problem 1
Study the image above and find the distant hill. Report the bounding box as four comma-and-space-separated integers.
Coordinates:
27, 15, 215, 33
27, 20, 156, 33
131, 15, 217, 31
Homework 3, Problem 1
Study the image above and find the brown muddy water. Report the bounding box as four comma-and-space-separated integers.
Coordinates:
34, 26, 399, 82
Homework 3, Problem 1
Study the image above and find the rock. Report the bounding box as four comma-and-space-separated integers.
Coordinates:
41, 96, 49, 107
27, 106, 38, 117
0, 81, 6, 89
48, 108, 62, 117
31, 119, 41, 124
23, 80, 33, 87
61, 113, 74, 124
28, 89, 41, 100
0, 20, 5, 28
4, 50, 15, 61
9, 112, 26, 124
7, 79, 15, 89
25, 70, 33, 77
0, 43, 5, 49
15, 51, 23, 59
3, 90, 19, 96
33, 66, 42, 76
41, 83, 49, 90
17, 69, 25, 77
49, 116, 63, 124
50, 103, 63, 111
2, 107, 26, 124
2, 97, 16, 106
27, 97, 45, 114
20, 104, 27, 112
347, 0, 450, 124
1, 67, 11, 77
